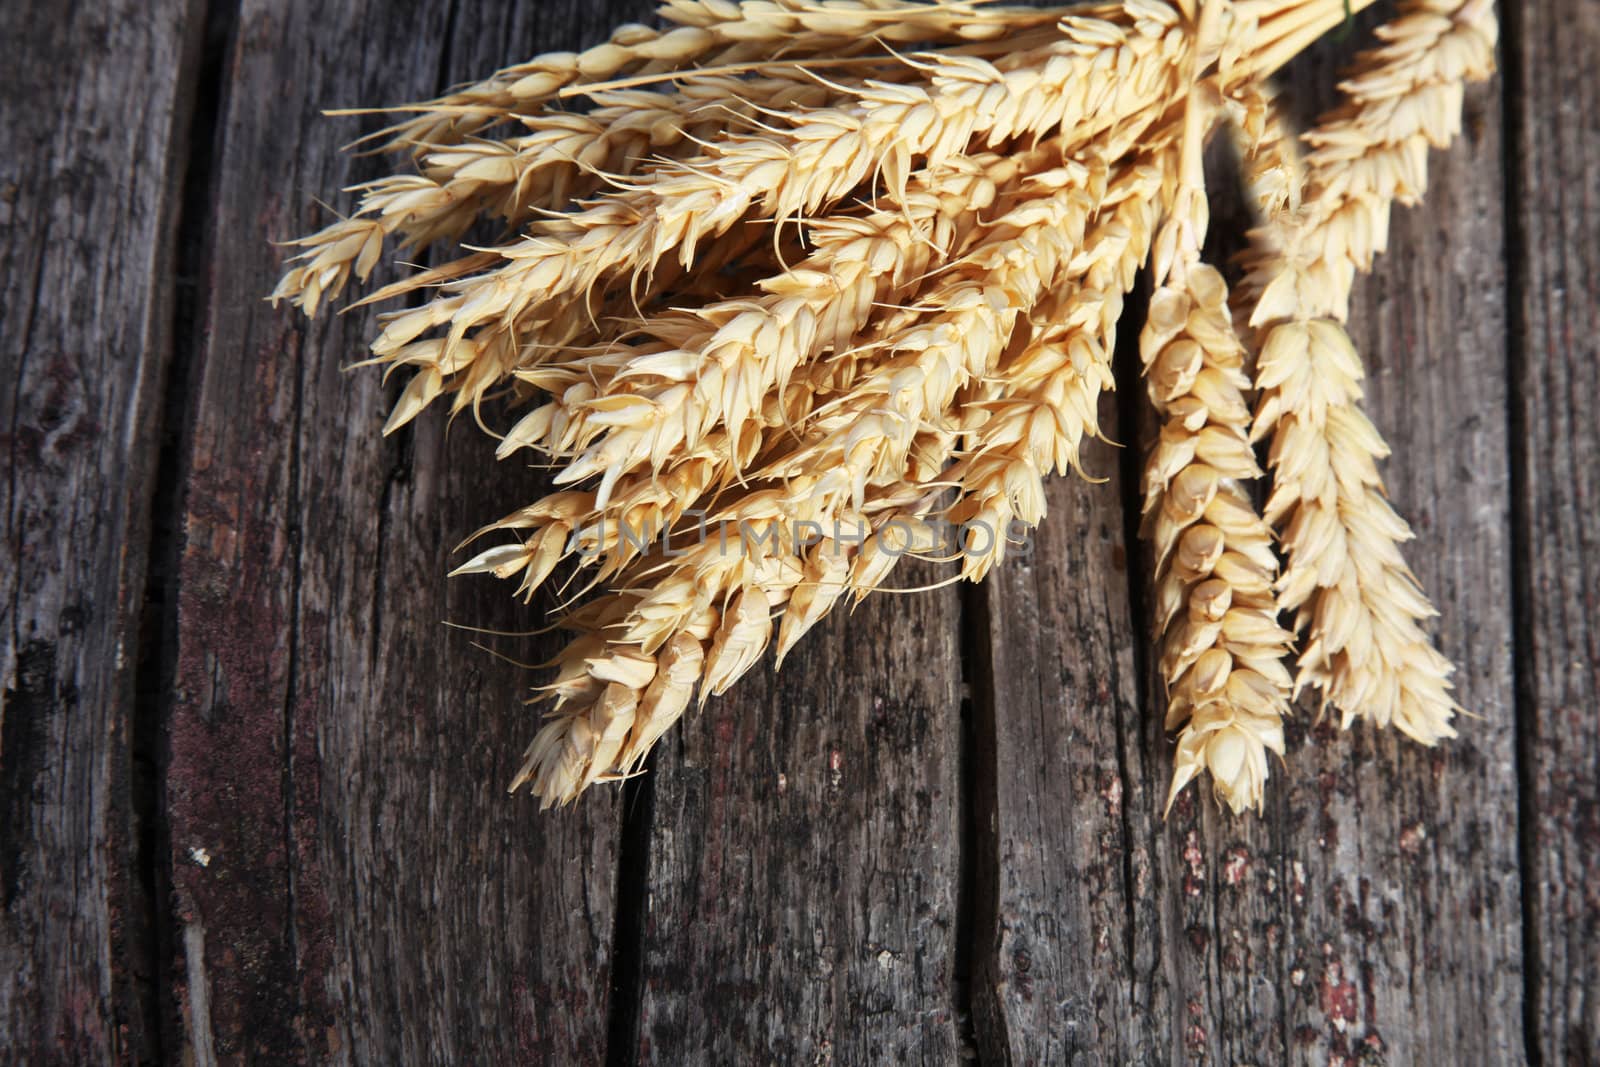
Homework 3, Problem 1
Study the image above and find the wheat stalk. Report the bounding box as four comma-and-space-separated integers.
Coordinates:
361, 0, 1069, 153
1238, 0, 1496, 742
271, 71, 851, 316
1142, 200, 1294, 815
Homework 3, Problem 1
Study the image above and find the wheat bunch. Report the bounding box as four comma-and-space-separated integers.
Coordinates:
273, 0, 1495, 814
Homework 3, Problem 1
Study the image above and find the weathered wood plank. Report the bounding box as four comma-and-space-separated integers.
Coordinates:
449, 5, 983, 1057
974, 28, 1522, 1067
164, 2, 638, 1061
635, 567, 965, 1062
1262, 66, 1522, 1064
13, 0, 1588, 1062
0, 2, 200, 1061
1507, 2, 1600, 1062
1159, 46, 1522, 1067
972, 424, 1176, 1063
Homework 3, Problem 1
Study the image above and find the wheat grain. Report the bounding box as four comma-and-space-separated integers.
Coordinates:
1238, 0, 1495, 741
1225, 80, 1304, 218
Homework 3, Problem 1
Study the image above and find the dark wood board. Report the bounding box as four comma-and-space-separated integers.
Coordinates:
970, 421, 1176, 1063
636, 567, 965, 1064
0, 2, 203, 1062
160, 2, 645, 1061
1260, 52, 1523, 1064
1507, 2, 1600, 1063
971, 30, 1523, 1067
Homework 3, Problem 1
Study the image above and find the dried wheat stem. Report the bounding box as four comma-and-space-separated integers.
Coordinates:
270, 72, 852, 315
364, 0, 1069, 153
1240, 0, 1495, 740
496, 43, 1203, 807
352, 13, 1189, 431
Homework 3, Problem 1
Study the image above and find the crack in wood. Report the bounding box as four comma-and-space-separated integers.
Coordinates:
957, 577, 999, 1066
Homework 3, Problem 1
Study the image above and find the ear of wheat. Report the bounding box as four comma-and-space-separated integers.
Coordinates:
272, 0, 1497, 814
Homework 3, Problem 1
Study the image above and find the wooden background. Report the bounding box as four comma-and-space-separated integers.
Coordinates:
1, 0, 1594, 1063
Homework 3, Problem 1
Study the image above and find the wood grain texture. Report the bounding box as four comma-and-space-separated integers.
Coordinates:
1507, 2, 1600, 1062
162, 2, 643, 1062
635, 566, 965, 1064
971, 424, 1175, 1063
0, 2, 201, 1062
972, 30, 1523, 1067
1258, 53, 1523, 1064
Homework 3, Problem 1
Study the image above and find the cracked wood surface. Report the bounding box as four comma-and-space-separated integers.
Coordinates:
0, 2, 203, 1062
1508, 2, 1600, 1062
637, 566, 964, 1063
160, 2, 642, 1062
1, 1, 1595, 1065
